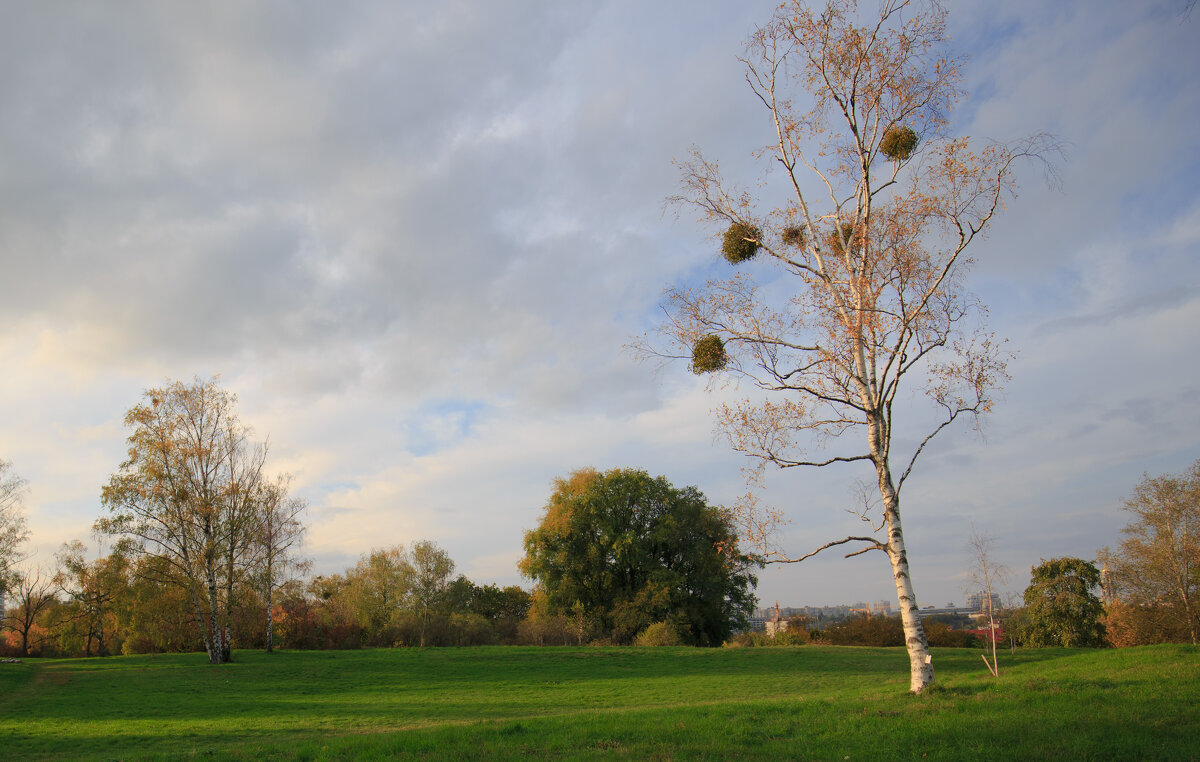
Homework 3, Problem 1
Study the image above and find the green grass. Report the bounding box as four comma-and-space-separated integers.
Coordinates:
1, 644, 1197, 760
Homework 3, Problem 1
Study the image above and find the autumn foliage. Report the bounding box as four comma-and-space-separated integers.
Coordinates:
640, 0, 1058, 693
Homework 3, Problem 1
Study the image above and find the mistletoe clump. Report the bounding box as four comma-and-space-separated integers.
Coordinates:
781, 225, 806, 247
880, 125, 919, 161
691, 334, 728, 374
722, 222, 761, 264
825, 221, 864, 255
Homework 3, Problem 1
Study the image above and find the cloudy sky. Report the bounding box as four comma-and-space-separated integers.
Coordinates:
2, 0, 1197, 610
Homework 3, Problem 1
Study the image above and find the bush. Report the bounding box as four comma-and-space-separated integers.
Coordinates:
1105, 601, 1194, 647
924, 619, 979, 648
635, 621, 682, 646
815, 615, 903, 647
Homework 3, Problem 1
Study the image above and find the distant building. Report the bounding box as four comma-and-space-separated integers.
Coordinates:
765, 602, 790, 637
967, 592, 1002, 612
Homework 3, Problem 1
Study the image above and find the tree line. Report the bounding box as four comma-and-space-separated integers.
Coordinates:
2, 377, 1194, 658
2, 378, 757, 658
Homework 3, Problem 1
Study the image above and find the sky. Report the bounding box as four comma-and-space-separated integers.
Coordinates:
1, 0, 1198, 611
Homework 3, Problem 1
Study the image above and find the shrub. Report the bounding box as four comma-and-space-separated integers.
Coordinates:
1105, 601, 1194, 647
635, 621, 682, 646
816, 615, 903, 647
924, 619, 979, 648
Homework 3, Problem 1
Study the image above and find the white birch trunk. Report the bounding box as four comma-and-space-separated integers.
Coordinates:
877, 458, 934, 692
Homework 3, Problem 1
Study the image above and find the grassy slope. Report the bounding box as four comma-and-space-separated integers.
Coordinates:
1, 644, 1197, 760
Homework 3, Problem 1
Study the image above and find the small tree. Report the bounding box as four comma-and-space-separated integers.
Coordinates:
410, 540, 455, 648
54, 540, 130, 657
3, 568, 56, 657
251, 475, 308, 653
1098, 460, 1199, 644
1021, 557, 1106, 648
639, 0, 1059, 692
967, 529, 1009, 675
341, 546, 414, 646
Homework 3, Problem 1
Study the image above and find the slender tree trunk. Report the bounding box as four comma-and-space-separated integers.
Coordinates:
207, 574, 225, 664
265, 572, 275, 654
879, 466, 934, 692
188, 586, 216, 664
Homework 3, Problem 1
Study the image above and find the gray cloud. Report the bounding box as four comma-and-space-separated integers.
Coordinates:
1, 0, 1198, 609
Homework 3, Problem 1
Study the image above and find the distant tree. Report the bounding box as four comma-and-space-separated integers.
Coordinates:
2, 568, 56, 656
115, 554, 204, 654
1020, 558, 1106, 648
409, 540, 455, 648
1098, 460, 1199, 645
637, 0, 1058, 692
516, 590, 574, 646
967, 529, 1009, 675
98, 377, 270, 664
251, 475, 309, 653
53, 540, 130, 657
445, 577, 531, 644
0, 459, 30, 607
519, 468, 758, 646
341, 546, 414, 646
300, 574, 364, 650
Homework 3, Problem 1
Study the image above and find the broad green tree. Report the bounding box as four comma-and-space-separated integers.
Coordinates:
520, 468, 758, 646
99, 377, 269, 664
1099, 460, 1199, 644
639, 0, 1057, 691
1020, 557, 1106, 648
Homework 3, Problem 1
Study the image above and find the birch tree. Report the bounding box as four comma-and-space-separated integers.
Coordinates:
251, 475, 308, 653
967, 529, 1008, 676
98, 377, 268, 664
641, 0, 1057, 691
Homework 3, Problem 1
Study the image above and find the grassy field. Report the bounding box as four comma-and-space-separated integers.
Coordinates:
1, 644, 1197, 760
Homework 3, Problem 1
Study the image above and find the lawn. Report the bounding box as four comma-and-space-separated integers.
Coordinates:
1, 644, 1197, 760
